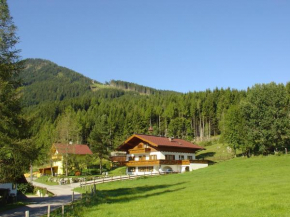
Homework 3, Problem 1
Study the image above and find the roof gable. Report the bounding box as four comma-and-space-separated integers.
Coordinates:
119, 134, 205, 151
53, 144, 93, 155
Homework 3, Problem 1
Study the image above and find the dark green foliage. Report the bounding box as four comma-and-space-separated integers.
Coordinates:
241, 83, 290, 154
109, 80, 178, 95
0, 0, 36, 182
221, 105, 246, 156
20, 59, 92, 106
17, 58, 290, 163
17, 182, 34, 194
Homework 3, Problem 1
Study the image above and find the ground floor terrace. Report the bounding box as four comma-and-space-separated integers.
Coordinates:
126, 159, 208, 175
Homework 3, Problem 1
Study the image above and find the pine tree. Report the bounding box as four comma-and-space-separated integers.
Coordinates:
0, 0, 35, 182
88, 115, 110, 175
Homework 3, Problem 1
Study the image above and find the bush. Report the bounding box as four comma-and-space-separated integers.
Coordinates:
17, 183, 34, 195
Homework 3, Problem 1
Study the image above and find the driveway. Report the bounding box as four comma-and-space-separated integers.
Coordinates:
0, 174, 147, 216
0, 182, 81, 217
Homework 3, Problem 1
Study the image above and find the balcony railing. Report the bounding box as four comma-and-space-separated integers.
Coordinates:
128, 148, 151, 154
125, 160, 194, 166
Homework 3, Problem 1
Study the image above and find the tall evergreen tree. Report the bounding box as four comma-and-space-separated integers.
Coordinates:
0, 0, 35, 182
88, 115, 110, 175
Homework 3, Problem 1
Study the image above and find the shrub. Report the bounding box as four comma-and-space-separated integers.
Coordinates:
17, 183, 34, 194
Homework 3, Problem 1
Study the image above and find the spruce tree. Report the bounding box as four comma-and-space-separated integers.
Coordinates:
0, 0, 34, 182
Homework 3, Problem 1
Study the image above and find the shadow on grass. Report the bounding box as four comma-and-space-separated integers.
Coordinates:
51, 182, 187, 216
97, 182, 187, 202
197, 152, 216, 159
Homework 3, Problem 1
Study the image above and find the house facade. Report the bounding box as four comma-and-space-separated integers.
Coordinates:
0, 183, 17, 196
39, 143, 93, 175
118, 134, 208, 175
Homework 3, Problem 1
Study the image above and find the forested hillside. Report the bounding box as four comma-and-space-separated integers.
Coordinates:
20, 59, 290, 166
20, 59, 174, 106
20, 59, 94, 106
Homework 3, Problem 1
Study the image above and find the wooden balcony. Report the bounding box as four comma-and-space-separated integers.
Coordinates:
128, 148, 151, 154
125, 160, 192, 166
126, 160, 160, 166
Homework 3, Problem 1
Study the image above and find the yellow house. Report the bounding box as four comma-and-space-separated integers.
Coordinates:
39, 143, 93, 176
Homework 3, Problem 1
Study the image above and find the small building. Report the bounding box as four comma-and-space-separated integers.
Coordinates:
39, 143, 93, 175
118, 134, 208, 175
0, 183, 17, 196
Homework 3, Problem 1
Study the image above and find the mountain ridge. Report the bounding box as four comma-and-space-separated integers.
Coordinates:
20, 58, 178, 106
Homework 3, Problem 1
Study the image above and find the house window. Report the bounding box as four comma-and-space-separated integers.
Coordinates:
150, 155, 157, 160
179, 155, 185, 160
187, 156, 193, 160
138, 143, 143, 149
165, 155, 175, 160
140, 155, 146, 160
138, 167, 153, 172
128, 156, 135, 161
128, 167, 135, 172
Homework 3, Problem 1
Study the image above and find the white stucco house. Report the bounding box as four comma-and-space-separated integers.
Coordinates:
117, 134, 208, 175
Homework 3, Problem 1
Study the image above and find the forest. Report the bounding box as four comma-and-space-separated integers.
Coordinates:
18, 59, 290, 167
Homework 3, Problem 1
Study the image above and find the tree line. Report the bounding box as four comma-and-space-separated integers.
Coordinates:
28, 82, 290, 167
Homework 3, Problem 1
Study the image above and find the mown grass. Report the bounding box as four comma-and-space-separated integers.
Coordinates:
50, 155, 290, 217
51, 155, 290, 217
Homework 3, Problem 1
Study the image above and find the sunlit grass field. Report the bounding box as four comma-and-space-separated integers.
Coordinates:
54, 155, 290, 217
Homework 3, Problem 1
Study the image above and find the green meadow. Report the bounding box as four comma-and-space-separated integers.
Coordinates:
54, 155, 290, 217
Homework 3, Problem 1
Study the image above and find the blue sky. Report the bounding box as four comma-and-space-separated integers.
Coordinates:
8, 0, 290, 92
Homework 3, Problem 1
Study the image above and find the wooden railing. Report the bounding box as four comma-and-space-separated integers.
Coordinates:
128, 148, 151, 154
79, 172, 178, 187
125, 159, 208, 166
126, 160, 160, 166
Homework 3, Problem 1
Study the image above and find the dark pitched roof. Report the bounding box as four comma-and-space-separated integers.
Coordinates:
118, 134, 205, 151
53, 144, 93, 155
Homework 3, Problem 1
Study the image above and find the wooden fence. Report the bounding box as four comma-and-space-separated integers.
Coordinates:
80, 171, 177, 187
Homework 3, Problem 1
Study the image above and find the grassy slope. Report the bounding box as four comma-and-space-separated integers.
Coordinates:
196, 142, 235, 162
34, 176, 58, 186
69, 155, 290, 217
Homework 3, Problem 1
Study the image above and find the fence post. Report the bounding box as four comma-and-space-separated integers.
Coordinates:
94, 184, 96, 194
47, 205, 50, 217
72, 191, 74, 202
286, 148, 288, 154
25, 211, 29, 217
62, 204, 65, 216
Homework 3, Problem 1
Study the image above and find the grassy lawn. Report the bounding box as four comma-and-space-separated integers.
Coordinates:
34, 176, 59, 185
50, 155, 290, 217
108, 167, 126, 176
